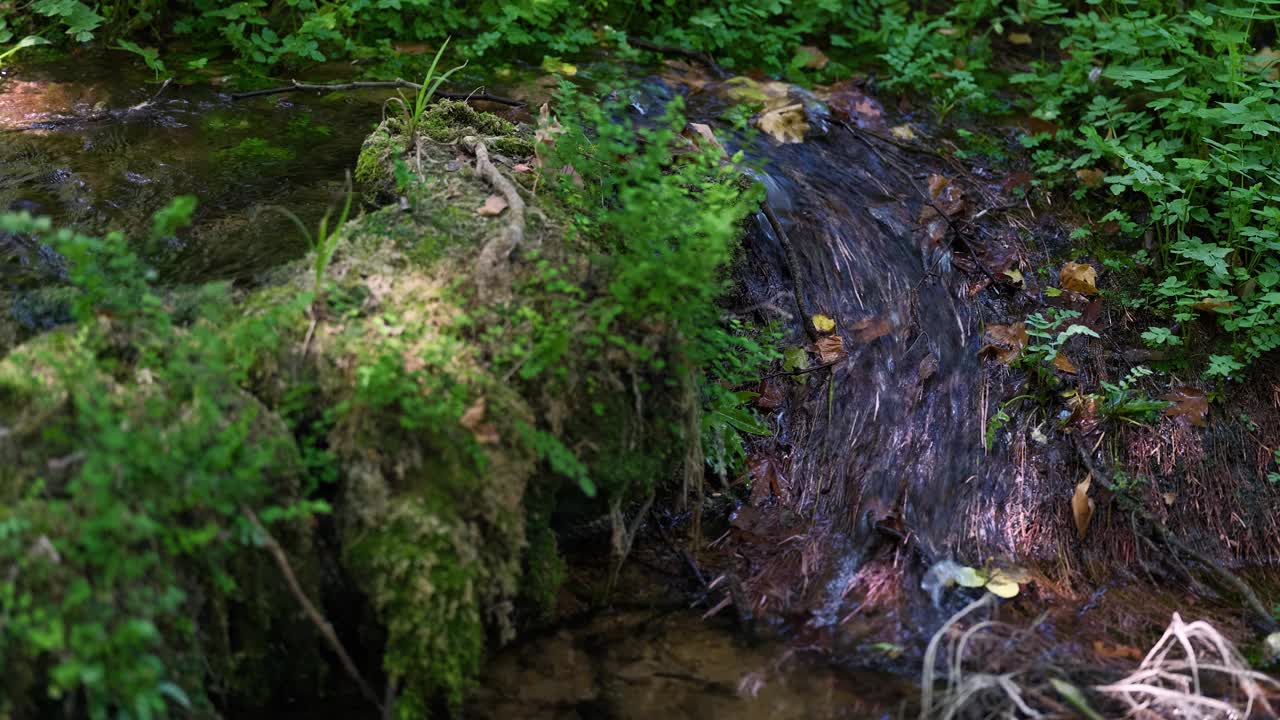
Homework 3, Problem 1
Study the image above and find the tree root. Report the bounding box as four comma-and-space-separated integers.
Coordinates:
230, 79, 522, 106
760, 199, 817, 341
242, 508, 384, 714
463, 135, 530, 301
1072, 436, 1278, 632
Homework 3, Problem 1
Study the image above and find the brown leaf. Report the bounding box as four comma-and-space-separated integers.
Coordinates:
1060, 261, 1098, 295
1076, 168, 1105, 189
795, 45, 829, 70
980, 322, 1029, 365
1093, 640, 1143, 661
1065, 391, 1101, 432
819, 80, 884, 127
927, 174, 966, 217
1163, 385, 1208, 427
1052, 353, 1078, 374
756, 103, 808, 144
476, 194, 508, 216
815, 334, 846, 364
756, 380, 785, 410
1162, 491, 1178, 507
460, 398, 501, 445
1191, 298, 1234, 314
746, 454, 786, 505
852, 316, 893, 342
1072, 474, 1095, 541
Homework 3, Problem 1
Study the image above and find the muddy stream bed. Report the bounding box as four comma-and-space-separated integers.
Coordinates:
3, 55, 1277, 719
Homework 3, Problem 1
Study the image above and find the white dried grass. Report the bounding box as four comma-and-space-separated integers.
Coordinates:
1096, 613, 1279, 720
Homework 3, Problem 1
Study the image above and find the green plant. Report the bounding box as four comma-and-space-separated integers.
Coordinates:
0, 34, 49, 66
115, 39, 167, 79
1099, 366, 1170, 424
387, 37, 467, 147
1019, 308, 1099, 386
0, 203, 323, 718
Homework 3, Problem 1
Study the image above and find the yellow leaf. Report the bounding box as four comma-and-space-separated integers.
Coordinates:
1008, 32, 1033, 45
1060, 261, 1098, 295
811, 314, 836, 333
757, 102, 808, 144
890, 124, 916, 140
540, 57, 577, 76
986, 577, 1020, 598
1072, 474, 1094, 541
955, 566, 986, 588
1003, 268, 1024, 285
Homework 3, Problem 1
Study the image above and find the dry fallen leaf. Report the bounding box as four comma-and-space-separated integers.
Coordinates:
852, 316, 893, 342
1072, 474, 1094, 541
815, 334, 846, 364
1163, 385, 1208, 427
756, 379, 785, 410
686, 122, 727, 157
1052, 353, 1078, 374
476, 194, 508, 216
795, 45, 829, 70
746, 453, 786, 505
980, 322, 1029, 365
757, 102, 808, 144
890, 124, 916, 140
512, 163, 533, 173
1003, 268, 1024, 286
1093, 640, 1144, 661
1162, 491, 1178, 507
460, 397, 501, 444
1008, 32, 1033, 45
927, 174, 966, 217
1076, 167, 1105, 188
1191, 298, 1234, 314
1060, 261, 1099, 295
812, 314, 836, 333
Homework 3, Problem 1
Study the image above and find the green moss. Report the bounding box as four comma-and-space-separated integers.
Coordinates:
354, 126, 399, 188
492, 135, 535, 158
420, 100, 516, 143
346, 500, 486, 716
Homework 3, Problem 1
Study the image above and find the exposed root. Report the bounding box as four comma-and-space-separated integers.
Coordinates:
1097, 613, 1279, 720
465, 135, 529, 301
1075, 435, 1278, 632
242, 507, 384, 714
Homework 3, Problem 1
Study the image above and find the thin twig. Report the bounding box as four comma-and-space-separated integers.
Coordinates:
761, 198, 818, 341
230, 78, 522, 106
625, 37, 727, 78
242, 508, 384, 713
755, 359, 841, 382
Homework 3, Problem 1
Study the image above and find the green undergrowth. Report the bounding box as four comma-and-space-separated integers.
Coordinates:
0, 90, 775, 718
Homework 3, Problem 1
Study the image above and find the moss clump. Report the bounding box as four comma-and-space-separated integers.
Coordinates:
491, 135, 535, 158
420, 100, 516, 143
354, 125, 398, 191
